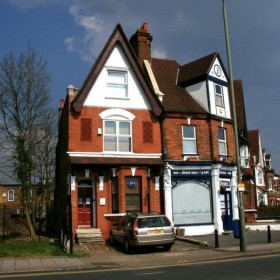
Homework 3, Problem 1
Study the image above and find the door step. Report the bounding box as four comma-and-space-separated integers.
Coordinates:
76, 228, 104, 244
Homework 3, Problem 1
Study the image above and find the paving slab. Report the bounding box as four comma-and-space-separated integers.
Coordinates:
16, 259, 29, 271
40, 258, 58, 269
28, 259, 44, 270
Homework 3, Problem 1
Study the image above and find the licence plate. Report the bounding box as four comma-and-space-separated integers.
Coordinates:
150, 230, 163, 234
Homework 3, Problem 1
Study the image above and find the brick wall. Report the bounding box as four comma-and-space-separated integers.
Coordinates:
70, 166, 161, 240
163, 114, 236, 161
68, 107, 162, 154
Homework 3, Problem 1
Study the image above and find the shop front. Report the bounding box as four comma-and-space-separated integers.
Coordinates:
164, 162, 239, 236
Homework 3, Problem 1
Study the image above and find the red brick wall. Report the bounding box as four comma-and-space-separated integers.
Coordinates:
68, 107, 162, 154
70, 166, 161, 240
163, 113, 236, 161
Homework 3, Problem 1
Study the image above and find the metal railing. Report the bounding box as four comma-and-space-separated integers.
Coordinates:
0, 203, 55, 243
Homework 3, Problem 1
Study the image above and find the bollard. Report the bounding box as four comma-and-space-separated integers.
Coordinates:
268, 225, 271, 243
215, 229, 219, 248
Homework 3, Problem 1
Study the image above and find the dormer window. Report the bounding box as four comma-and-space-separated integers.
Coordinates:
215, 84, 224, 107
107, 70, 127, 98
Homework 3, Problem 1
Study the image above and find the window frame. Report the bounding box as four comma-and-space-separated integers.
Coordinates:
111, 177, 119, 213
106, 69, 128, 98
257, 170, 264, 185
182, 125, 197, 154
103, 120, 132, 152
215, 84, 224, 107
8, 190, 14, 201
218, 127, 227, 156
268, 177, 272, 190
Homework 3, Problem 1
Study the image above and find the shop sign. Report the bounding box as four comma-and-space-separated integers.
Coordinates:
219, 170, 232, 178
127, 179, 137, 188
172, 170, 210, 178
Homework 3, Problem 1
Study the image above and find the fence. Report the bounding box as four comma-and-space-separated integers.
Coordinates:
0, 203, 55, 243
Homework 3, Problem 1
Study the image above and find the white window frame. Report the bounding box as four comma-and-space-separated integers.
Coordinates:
104, 120, 132, 152
182, 125, 197, 154
257, 169, 264, 185
240, 145, 249, 168
268, 177, 272, 191
106, 69, 128, 98
218, 127, 227, 156
215, 84, 224, 107
8, 190, 14, 201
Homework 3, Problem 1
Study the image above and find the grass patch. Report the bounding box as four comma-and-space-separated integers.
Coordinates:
0, 240, 67, 258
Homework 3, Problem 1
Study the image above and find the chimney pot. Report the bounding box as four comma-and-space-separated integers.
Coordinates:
142, 22, 148, 32
60, 99, 64, 108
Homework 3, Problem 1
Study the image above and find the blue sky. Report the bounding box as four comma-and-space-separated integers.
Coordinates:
1, 0, 280, 172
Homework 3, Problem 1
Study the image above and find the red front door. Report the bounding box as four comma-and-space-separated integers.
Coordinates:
78, 187, 93, 227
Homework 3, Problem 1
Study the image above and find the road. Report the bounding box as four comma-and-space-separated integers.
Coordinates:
2, 254, 280, 280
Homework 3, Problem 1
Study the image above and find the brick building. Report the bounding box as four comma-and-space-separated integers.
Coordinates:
141, 42, 240, 235
55, 22, 253, 240
55, 23, 163, 242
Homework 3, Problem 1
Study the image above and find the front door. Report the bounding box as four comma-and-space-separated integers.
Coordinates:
220, 192, 232, 231
78, 187, 93, 227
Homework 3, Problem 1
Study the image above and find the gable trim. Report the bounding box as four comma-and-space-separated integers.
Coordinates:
72, 24, 162, 116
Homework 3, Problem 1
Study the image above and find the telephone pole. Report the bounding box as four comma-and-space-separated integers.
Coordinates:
222, 0, 247, 252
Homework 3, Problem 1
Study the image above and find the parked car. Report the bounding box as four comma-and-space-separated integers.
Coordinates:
110, 213, 175, 253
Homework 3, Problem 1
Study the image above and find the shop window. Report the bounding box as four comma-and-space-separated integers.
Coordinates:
125, 177, 141, 212
172, 180, 212, 225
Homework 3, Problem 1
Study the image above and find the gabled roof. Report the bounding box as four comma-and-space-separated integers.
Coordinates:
150, 58, 207, 113
72, 23, 162, 116
177, 52, 227, 87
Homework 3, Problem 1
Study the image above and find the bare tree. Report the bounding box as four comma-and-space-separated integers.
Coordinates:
0, 42, 53, 238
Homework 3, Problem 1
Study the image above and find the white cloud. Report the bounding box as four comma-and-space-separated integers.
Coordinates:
152, 48, 167, 59
66, 4, 112, 62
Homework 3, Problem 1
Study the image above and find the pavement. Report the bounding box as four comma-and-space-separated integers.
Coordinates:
1, 230, 280, 276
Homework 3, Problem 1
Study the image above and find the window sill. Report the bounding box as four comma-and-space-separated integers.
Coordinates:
183, 154, 200, 161
105, 96, 130, 100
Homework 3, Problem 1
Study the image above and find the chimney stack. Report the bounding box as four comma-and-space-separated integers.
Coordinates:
129, 22, 153, 69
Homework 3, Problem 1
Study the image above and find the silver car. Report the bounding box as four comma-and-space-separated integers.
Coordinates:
110, 213, 176, 253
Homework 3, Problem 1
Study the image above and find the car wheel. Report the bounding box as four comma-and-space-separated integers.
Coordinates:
110, 233, 115, 245
124, 238, 131, 253
163, 244, 172, 251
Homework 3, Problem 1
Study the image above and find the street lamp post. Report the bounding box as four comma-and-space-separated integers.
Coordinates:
222, 0, 247, 252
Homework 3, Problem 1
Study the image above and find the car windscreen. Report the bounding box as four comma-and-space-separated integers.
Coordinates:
138, 217, 170, 228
